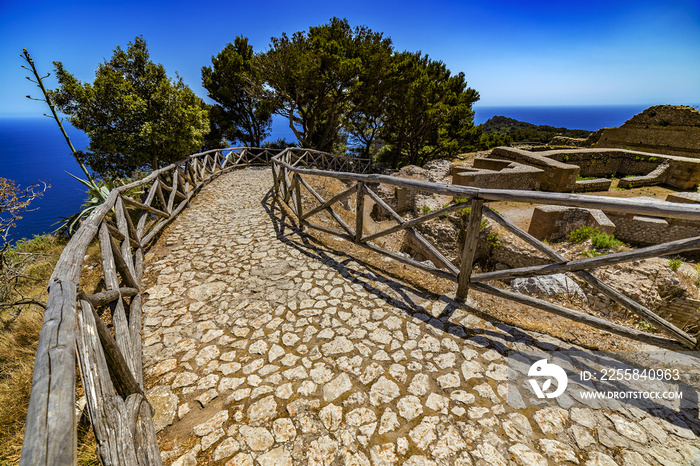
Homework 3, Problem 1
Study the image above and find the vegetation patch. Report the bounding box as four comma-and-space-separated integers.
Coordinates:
0, 234, 100, 464
669, 258, 682, 271
567, 225, 624, 251
590, 232, 623, 250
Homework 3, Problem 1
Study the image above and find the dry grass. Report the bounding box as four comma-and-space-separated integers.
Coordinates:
0, 234, 101, 465
0, 308, 43, 463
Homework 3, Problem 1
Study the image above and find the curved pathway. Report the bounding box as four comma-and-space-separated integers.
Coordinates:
141, 167, 700, 465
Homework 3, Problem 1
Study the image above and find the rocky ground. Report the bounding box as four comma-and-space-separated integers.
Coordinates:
141, 167, 700, 465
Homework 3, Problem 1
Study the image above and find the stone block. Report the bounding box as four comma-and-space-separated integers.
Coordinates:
527, 205, 614, 241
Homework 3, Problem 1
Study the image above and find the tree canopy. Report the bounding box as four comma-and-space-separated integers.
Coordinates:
255, 17, 394, 153
378, 51, 480, 168
223, 18, 481, 167
51, 36, 210, 178
202, 36, 273, 147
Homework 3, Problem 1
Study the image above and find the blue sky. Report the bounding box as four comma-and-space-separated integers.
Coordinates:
1, 0, 699, 117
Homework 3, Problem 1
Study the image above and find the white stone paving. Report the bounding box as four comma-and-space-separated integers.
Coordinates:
143, 167, 700, 465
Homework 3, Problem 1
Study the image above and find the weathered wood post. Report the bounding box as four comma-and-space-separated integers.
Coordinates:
456, 198, 484, 301
294, 173, 304, 231
355, 182, 365, 243
272, 164, 280, 196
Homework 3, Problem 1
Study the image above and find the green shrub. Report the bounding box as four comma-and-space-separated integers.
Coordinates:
636, 320, 657, 332
568, 226, 623, 250
568, 226, 598, 243
668, 259, 682, 271
486, 231, 500, 248
590, 232, 622, 250
421, 205, 431, 215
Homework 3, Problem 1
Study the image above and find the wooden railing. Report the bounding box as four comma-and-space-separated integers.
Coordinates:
20, 147, 275, 466
22, 145, 700, 464
271, 148, 700, 352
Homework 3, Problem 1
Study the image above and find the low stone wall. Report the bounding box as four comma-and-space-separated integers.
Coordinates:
549, 136, 590, 147
489, 147, 579, 191
666, 192, 700, 204
452, 158, 542, 190
656, 298, 700, 332
490, 146, 700, 190
528, 206, 615, 241
549, 150, 661, 178
574, 178, 612, 192
490, 233, 551, 269
617, 162, 669, 188
604, 212, 700, 247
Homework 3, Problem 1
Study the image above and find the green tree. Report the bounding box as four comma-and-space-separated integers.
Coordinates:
344, 34, 394, 158
202, 37, 273, 147
50, 36, 210, 178
258, 17, 393, 152
378, 52, 480, 168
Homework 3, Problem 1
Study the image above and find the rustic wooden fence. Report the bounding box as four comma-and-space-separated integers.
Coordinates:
20, 147, 275, 466
271, 148, 700, 351
22, 145, 700, 464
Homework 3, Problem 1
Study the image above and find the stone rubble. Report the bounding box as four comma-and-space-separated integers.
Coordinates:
143, 167, 700, 465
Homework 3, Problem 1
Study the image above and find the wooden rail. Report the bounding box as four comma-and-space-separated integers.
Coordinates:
20, 148, 276, 466
270, 148, 700, 351
22, 145, 700, 464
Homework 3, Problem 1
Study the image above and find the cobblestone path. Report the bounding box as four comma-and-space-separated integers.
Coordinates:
142, 167, 700, 465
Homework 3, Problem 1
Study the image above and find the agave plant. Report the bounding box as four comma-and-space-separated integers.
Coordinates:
56, 173, 132, 235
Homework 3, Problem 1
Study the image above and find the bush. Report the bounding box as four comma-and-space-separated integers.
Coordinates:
668, 258, 682, 271
568, 226, 598, 243
568, 226, 623, 250
590, 232, 623, 250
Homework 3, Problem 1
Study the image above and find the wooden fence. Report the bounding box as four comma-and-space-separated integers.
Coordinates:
271, 148, 700, 352
21, 145, 700, 464
20, 147, 274, 466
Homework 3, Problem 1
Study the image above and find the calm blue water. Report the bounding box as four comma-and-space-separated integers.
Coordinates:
0, 105, 664, 240
0, 117, 88, 243
473, 105, 653, 131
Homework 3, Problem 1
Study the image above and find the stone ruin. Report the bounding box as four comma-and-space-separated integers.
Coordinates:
596, 104, 700, 158
366, 107, 700, 333
452, 146, 700, 193
452, 106, 700, 193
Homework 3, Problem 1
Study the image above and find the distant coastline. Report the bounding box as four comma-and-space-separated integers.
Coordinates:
473, 104, 656, 131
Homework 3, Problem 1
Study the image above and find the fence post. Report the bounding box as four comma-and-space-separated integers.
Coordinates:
294, 173, 304, 231
456, 198, 484, 301
355, 182, 365, 242
272, 164, 280, 196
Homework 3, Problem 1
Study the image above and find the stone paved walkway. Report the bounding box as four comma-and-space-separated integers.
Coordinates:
142, 167, 700, 465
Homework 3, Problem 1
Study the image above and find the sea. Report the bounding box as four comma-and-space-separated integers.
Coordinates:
0, 104, 667, 242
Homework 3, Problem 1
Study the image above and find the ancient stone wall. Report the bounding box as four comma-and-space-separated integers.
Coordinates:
528, 206, 615, 241
489, 233, 551, 269
491, 146, 700, 190
657, 298, 700, 331
547, 150, 661, 178
595, 105, 700, 159
489, 147, 579, 191
605, 212, 700, 248
451, 159, 543, 190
